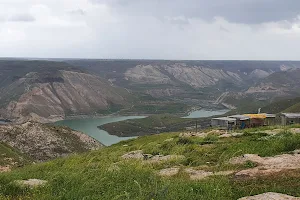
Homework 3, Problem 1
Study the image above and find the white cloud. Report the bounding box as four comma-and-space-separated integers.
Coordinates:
0, 0, 300, 60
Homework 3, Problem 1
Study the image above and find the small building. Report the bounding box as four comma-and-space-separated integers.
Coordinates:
244, 114, 267, 127
281, 113, 300, 126
265, 114, 277, 126
211, 117, 236, 129
229, 115, 250, 129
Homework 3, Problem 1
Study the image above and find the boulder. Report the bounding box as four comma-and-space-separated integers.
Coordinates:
238, 192, 299, 200
15, 179, 47, 188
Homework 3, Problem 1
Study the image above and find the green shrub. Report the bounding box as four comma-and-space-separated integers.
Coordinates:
177, 137, 194, 145
201, 135, 218, 144
244, 160, 257, 168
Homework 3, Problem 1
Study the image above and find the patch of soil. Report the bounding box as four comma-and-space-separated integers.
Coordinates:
121, 150, 185, 163
180, 130, 226, 138
121, 150, 144, 160
145, 155, 185, 164
184, 168, 213, 180
291, 128, 300, 134
261, 129, 283, 135
158, 167, 180, 177
15, 179, 47, 188
238, 192, 299, 200
0, 166, 11, 173
157, 166, 234, 180
230, 153, 300, 178
219, 132, 244, 138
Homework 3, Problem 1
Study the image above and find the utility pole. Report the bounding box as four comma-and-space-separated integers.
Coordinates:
195, 120, 198, 133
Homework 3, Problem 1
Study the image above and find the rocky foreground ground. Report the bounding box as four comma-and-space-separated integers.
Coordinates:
0, 122, 103, 172
1, 125, 300, 199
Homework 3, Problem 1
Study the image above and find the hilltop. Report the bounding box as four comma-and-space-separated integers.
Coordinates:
261, 97, 300, 114
100, 114, 211, 137
0, 122, 103, 172
1, 125, 300, 199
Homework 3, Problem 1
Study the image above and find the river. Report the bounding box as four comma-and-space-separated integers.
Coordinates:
55, 109, 228, 146
55, 116, 145, 146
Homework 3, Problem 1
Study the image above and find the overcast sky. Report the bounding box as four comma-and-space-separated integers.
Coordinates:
0, 0, 300, 60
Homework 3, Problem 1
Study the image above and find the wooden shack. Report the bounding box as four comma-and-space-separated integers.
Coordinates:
281, 113, 300, 125
265, 114, 277, 126
229, 115, 250, 129
211, 117, 236, 129
244, 114, 266, 127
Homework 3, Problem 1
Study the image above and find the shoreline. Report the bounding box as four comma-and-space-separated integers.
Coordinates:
62, 113, 150, 121
61, 107, 230, 121
4, 107, 231, 125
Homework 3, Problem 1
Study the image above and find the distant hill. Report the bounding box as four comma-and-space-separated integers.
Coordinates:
1, 59, 300, 122
100, 114, 208, 136
68, 59, 300, 109
284, 102, 300, 113
261, 97, 300, 114
246, 69, 300, 97
0, 60, 132, 123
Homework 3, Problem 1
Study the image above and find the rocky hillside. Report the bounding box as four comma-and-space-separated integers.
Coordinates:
219, 68, 300, 113
1, 59, 300, 121
0, 122, 103, 164
246, 69, 300, 96
0, 61, 131, 123
261, 97, 300, 114
1, 125, 300, 199
0, 142, 29, 173
68, 60, 300, 108
125, 64, 242, 89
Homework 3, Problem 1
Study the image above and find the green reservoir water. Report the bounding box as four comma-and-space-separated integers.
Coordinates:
183, 109, 228, 118
55, 116, 145, 146
55, 110, 228, 146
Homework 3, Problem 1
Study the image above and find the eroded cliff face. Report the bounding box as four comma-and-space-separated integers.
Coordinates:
0, 70, 129, 123
124, 64, 242, 89
0, 122, 103, 162
249, 69, 271, 79
124, 65, 172, 84
163, 64, 242, 88
246, 69, 300, 96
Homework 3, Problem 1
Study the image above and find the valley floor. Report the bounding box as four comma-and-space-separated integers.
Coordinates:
1, 125, 300, 199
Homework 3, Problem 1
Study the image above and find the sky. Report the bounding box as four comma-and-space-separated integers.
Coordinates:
0, 0, 300, 60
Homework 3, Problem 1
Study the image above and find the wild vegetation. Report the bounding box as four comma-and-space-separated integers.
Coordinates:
1, 125, 300, 199
0, 143, 30, 168
100, 114, 210, 136
261, 97, 300, 113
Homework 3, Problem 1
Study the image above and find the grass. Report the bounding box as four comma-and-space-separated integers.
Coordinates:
284, 102, 300, 113
0, 143, 30, 167
1, 125, 300, 199
100, 114, 213, 137
261, 97, 300, 113
100, 114, 203, 136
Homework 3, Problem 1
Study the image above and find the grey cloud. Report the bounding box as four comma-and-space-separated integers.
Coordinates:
163, 16, 189, 25
90, 0, 300, 24
0, 16, 5, 22
219, 26, 230, 33
9, 13, 35, 22
69, 9, 86, 16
